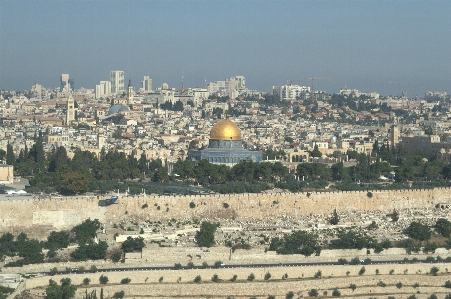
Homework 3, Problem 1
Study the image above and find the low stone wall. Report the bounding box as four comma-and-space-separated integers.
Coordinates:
24, 263, 451, 298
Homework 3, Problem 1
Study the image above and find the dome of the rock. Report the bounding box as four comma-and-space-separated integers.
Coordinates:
209, 119, 241, 141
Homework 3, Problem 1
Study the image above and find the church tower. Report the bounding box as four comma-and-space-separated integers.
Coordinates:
97, 128, 104, 150
66, 94, 75, 125
390, 125, 399, 149
127, 79, 134, 105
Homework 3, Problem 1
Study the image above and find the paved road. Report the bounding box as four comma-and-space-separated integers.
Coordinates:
47, 258, 440, 275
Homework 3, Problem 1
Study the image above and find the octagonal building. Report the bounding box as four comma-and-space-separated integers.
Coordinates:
188, 119, 262, 166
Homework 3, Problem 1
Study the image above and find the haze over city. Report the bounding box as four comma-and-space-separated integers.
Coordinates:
1, 0, 450, 97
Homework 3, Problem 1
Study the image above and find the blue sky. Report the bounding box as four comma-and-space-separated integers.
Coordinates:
1, 0, 450, 97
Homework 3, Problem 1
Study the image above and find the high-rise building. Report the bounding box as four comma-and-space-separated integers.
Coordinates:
60, 74, 74, 92
270, 84, 310, 100
95, 81, 111, 99
142, 76, 152, 92
110, 70, 124, 94
206, 76, 247, 98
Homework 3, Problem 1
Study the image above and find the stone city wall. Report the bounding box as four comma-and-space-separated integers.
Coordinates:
0, 187, 449, 238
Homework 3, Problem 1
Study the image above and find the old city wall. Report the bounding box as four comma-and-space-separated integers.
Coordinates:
0, 187, 449, 237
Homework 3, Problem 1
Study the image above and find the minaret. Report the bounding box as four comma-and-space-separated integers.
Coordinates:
97, 128, 104, 150
66, 94, 75, 125
127, 79, 133, 105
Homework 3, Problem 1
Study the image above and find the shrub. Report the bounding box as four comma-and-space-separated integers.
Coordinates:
407, 296, 417, 299
202, 261, 209, 268
120, 277, 131, 284
337, 258, 348, 265
174, 263, 182, 270
332, 288, 341, 297
111, 251, 122, 263
50, 267, 58, 275
413, 282, 420, 288
396, 282, 403, 288
99, 275, 109, 285
247, 273, 255, 281
113, 290, 125, 299
159, 276, 163, 283
314, 270, 322, 278
223, 203, 229, 208
212, 274, 219, 282
83, 278, 90, 285
367, 191, 373, 198
346, 271, 350, 276
187, 262, 194, 269
231, 274, 237, 282
264, 272, 271, 280
90, 265, 97, 273
375, 269, 380, 275
350, 257, 361, 265
308, 289, 319, 297
389, 269, 394, 275
377, 280, 387, 287
189, 202, 195, 208
358, 266, 366, 276
349, 284, 356, 291
445, 280, 451, 288
141, 203, 148, 209
330, 209, 339, 225
268, 296, 275, 299
286, 291, 295, 299
194, 275, 202, 283
429, 294, 438, 299
214, 261, 223, 268
430, 266, 439, 276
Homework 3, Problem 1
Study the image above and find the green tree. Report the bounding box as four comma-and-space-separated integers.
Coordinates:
113, 290, 125, 299
99, 275, 108, 285
330, 209, 339, 225
48, 146, 69, 172
436, 218, 451, 237
45, 278, 77, 299
310, 145, 322, 157
71, 219, 101, 244
269, 230, 321, 256
153, 166, 169, 183
121, 236, 145, 253
308, 289, 319, 297
197, 221, 217, 247
111, 251, 122, 263
47, 231, 70, 250
60, 171, 90, 195
406, 221, 431, 241
6, 143, 14, 165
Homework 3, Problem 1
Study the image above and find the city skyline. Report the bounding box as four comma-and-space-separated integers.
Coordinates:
1, 0, 450, 96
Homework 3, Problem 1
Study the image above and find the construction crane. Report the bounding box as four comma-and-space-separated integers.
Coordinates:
287, 79, 302, 86
305, 77, 331, 100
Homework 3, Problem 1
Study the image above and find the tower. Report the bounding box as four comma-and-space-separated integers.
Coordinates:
390, 125, 399, 148
127, 79, 134, 105
97, 129, 104, 150
66, 94, 75, 124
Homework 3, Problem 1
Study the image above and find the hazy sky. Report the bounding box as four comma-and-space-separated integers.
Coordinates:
1, 0, 450, 97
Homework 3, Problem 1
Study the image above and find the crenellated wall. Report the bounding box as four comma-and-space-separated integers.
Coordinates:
0, 187, 449, 238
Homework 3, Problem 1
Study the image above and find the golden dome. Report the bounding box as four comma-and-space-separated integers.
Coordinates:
210, 119, 241, 140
